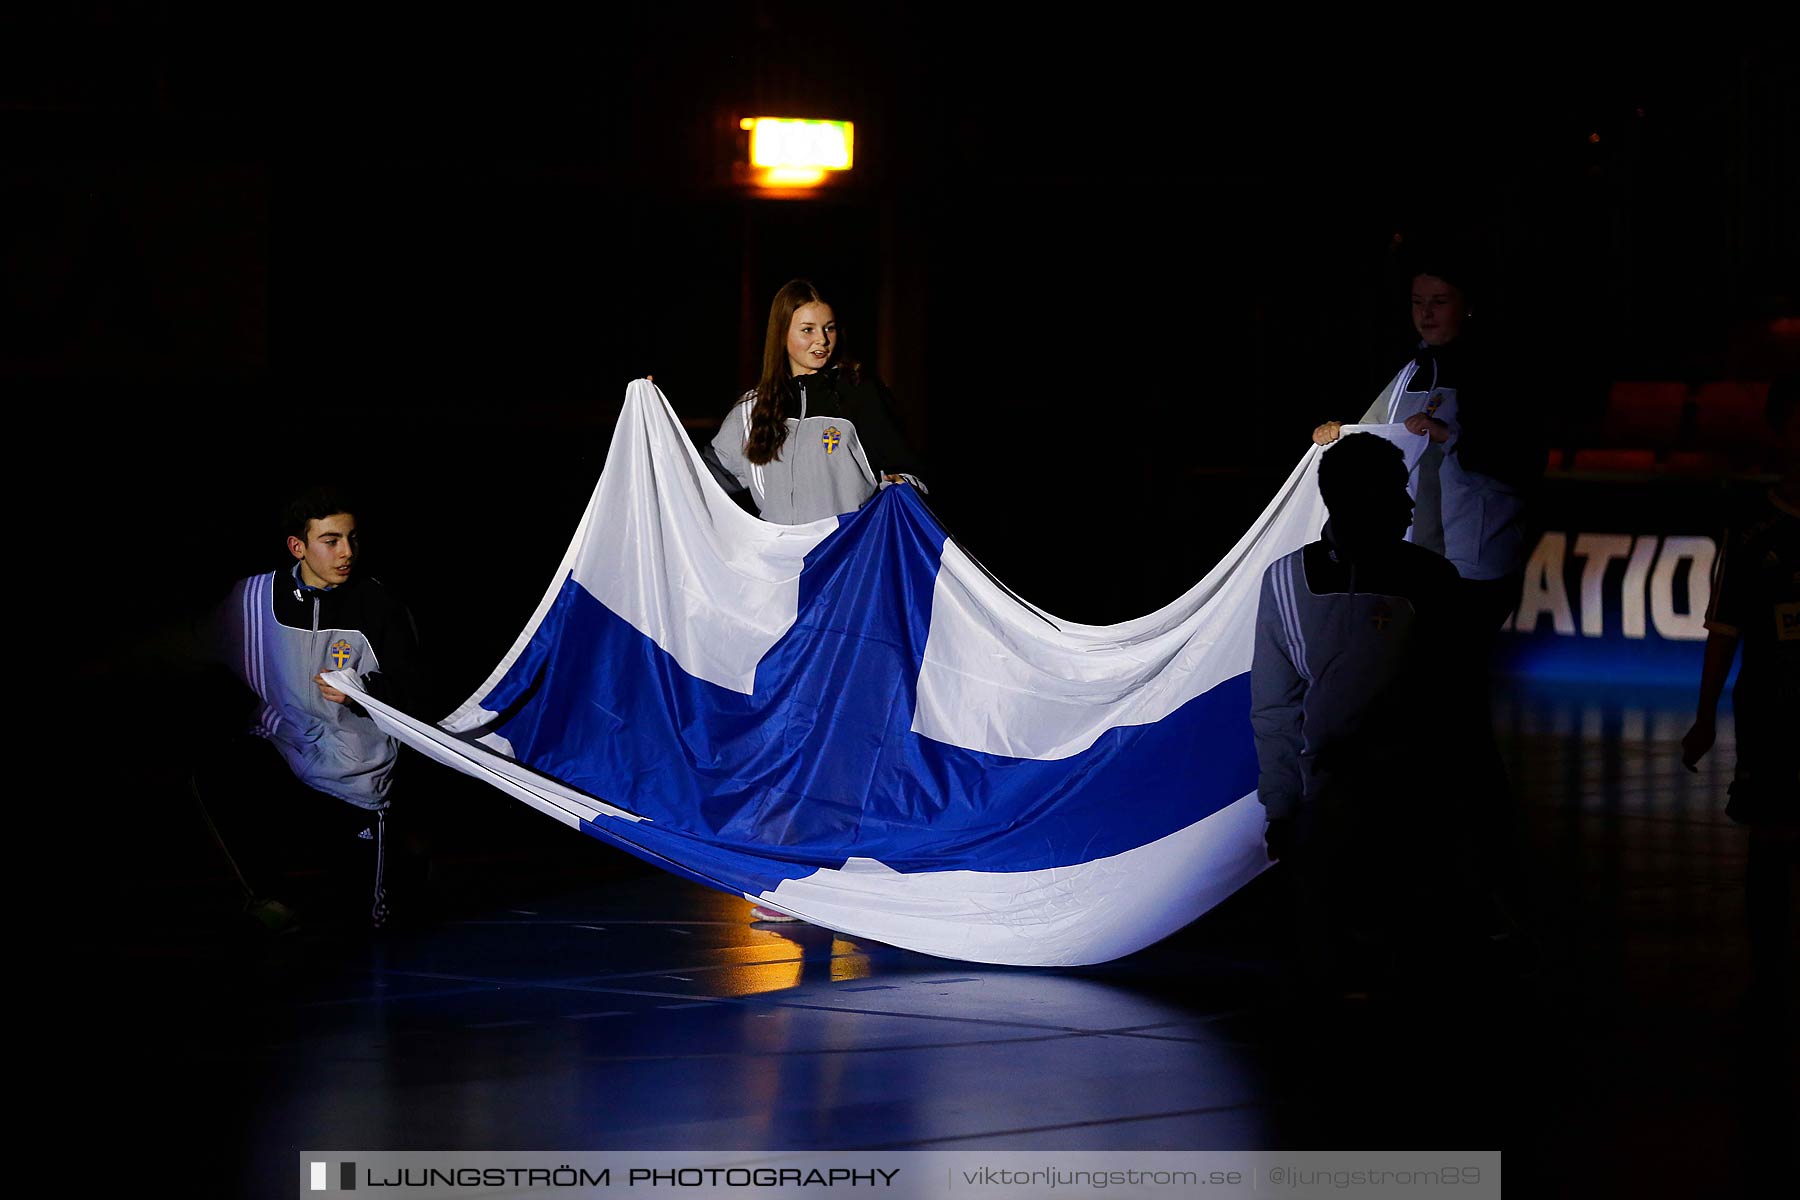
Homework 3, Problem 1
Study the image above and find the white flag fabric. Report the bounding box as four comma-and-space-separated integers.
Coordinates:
333, 381, 1376, 966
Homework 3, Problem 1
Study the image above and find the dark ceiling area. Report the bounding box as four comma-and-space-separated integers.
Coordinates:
7, 9, 1792, 662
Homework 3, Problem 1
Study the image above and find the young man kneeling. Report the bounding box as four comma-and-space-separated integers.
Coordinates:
196, 486, 420, 932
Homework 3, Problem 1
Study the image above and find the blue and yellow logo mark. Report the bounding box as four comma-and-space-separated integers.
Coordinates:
821, 426, 842, 455
328, 639, 352, 669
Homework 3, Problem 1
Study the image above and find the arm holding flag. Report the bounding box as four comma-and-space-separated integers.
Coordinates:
1250, 560, 1307, 860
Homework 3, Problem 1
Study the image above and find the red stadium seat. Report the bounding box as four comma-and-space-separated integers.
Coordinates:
1692, 380, 1770, 451
1661, 450, 1731, 475
1570, 448, 1657, 473
1600, 381, 1689, 448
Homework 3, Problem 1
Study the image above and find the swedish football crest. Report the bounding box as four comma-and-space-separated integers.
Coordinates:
821, 426, 842, 455
329, 639, 353, 669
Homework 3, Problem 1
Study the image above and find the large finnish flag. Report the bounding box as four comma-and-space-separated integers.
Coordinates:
336, 381, 1420, 965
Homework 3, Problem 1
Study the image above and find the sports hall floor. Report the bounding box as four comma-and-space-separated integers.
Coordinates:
92, 680, 1793, 1198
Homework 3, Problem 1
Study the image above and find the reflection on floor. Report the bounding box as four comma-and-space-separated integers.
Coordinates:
102, 682, 1792, 1197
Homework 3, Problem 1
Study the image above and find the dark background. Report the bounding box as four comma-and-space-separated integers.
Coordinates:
12, 17, 1792, 1186
8, 9, 1793, 709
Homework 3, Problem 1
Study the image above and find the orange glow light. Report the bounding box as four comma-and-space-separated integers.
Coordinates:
757, 166, 828, 187
744, 117, 854, 174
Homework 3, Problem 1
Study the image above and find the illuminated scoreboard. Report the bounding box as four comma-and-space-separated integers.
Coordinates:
739, 117, 855, 189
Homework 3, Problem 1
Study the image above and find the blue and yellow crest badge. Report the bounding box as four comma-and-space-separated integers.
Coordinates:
328, 639, 353, 669
821, 425, 842, 455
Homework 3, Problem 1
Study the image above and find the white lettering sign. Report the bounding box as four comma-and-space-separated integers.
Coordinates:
1510, 533, 1712, 643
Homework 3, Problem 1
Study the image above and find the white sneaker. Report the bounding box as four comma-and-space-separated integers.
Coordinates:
749, 904, 802, 923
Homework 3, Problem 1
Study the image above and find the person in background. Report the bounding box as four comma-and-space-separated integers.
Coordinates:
193, 486, 421, 932
703, 280, 925, 921
1313, 257, 1539, 622
1314, 255, 1541, 940
704, 278, 924, 526
1682, 374, 1799, 1017
1251, 433, 1467, 994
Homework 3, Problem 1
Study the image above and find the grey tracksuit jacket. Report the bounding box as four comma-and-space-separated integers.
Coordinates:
1250, 534, 1463, 821
214, 566, 419, 809
704, 367, 923, 525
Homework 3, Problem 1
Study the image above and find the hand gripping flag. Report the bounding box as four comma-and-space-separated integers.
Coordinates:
332, 381, 1419, 965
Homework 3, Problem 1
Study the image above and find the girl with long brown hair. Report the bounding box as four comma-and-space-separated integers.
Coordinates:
704, 279, 923, 525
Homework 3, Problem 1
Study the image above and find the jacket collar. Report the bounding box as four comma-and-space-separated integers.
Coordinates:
287, 561, 346, 601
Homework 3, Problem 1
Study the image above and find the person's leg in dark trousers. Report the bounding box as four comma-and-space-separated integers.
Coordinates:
313, 795, 392, 930
1742, 824, 1795, 1009
190, 734, 307, 918
1727, 715, 1798, 1019
193, 733, 392, 930
1291, 779, 1382, 996
1458, 572, 1529, 939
